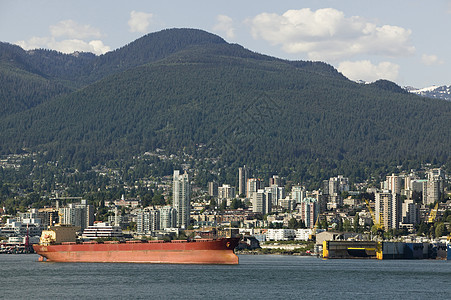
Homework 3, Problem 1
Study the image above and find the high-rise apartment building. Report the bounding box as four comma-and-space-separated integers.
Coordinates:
299, 197, 319, 229
238, 166, 249, 196
424, 180, 441, 206
58, 200, 94, 230
375, 191, 401, 229
401, 199, 418, 226
269, 175, 281, 187
252, 189, 272, 215
385, 174, 402, 195
172, 170, 190, 229
291, 186, 306, 204
208, 181, 218, 197
324, 175, 349, 194
136, 209, 160, 234
159, 206, 177, 229
423, 168, 445, 205
265, 185, 285, 207
323, 175, 349, 208
218, 184, 236, 200
246, 178, 262, 199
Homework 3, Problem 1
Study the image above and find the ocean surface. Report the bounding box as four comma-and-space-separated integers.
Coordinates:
1, 254, 450, 299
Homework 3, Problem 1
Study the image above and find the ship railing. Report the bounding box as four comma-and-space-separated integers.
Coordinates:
193, 239, 213, 242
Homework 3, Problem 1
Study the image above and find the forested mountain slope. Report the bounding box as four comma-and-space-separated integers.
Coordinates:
0, 28, 450, 180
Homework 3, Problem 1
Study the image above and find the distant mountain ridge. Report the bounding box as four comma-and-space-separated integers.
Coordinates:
0, 28, 228, 86
407, 85, 451, 101
0, 28, 450, 181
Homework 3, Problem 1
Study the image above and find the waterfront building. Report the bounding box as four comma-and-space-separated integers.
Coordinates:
173, 170, 190, 229
0, 218, 42, 237
295, 228, 313, 241
266, 229, 296, 241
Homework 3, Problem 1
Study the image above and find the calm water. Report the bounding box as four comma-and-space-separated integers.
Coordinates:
1, 254, 450, 299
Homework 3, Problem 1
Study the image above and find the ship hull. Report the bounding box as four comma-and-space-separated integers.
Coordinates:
33, 238, 240, 264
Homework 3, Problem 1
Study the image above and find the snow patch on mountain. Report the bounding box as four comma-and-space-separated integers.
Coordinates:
407, 85, 451, 101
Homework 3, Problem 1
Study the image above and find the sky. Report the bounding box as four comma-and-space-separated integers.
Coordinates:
1, 0, 450, 88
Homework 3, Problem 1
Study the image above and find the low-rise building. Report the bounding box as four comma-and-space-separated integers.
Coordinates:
0, 218, 42, 237
81, 222, 123, 240
294, 228, 313, 241
266, 228, 296, 241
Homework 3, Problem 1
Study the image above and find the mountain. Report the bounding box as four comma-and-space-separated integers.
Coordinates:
0, 43, 74, 116
407, 85, 451, 101
0, 29, 240, 117
0, 28, 450, 182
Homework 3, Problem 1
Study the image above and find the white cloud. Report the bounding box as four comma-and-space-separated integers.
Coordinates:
249, 8, 415, 61
51, 39, 110, 55
128, 10, 153, 33
421, 54, 444, 66
17, 37, 110, 55
213, 15, 235, 39
16, 36, 52, 50
15, 20, 110, 55
50, 20, 102, 39
337, 60, 399, 82
88, 40, 110, 54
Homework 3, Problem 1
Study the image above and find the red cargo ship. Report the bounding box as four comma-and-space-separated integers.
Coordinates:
33, 226, 240, 264
33, 238, 240, 264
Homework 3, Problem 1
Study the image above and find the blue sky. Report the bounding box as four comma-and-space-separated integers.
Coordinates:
1, 0, 450, 88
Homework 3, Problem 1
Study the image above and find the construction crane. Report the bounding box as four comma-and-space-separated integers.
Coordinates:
308, 215, 320, 241
364, 199, 384, 231
427, 202, 439, 223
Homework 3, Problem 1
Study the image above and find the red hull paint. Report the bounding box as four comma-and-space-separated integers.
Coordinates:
33, 238, 240, 264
